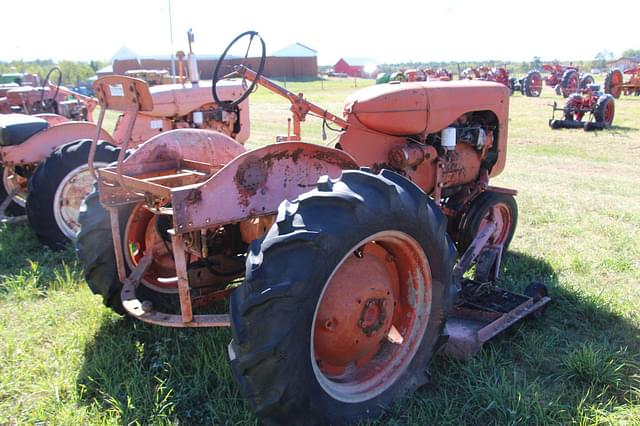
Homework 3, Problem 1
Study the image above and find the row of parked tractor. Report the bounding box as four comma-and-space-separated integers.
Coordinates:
378, 63, 640, 131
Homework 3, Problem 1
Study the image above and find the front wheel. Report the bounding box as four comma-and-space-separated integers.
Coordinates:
457, 191, 518, 255
26, 139, 119, 249
229, 169, 457, 424
594, 94, 615, 128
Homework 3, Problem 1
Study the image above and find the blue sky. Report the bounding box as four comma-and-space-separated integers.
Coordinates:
2, 0, 638, 64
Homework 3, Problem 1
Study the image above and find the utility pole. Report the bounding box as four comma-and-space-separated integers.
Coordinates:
168, 0, 176, 83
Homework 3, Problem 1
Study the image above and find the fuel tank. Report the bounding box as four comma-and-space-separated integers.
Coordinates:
343, 80, 509, 135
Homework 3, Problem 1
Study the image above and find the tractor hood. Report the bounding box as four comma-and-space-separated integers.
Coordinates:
148, 80, 246, 117
343, 80, 509, 135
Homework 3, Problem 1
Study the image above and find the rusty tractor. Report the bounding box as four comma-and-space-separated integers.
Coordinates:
549, 83, 614, 130
538, 63, 594, 97
0, 32, 248, 250
0, 67, 93, 118
604, 67, 640, 98
77, 31, 550, 424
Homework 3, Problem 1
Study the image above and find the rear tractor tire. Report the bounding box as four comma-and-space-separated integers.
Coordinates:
604, 69, 623, 99
76, 189, 129, 314
560, 69, 579, 97
228, 169, 457, 424
26, 139, 118, 250
524, 70, 542, 97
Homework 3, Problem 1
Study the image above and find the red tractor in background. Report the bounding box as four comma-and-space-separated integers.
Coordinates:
76, 31, 550, 425
604, 67, 640, 98
378, 68, 452, 84
459, 66, 538, 97
549, 83, 615, 130
538, 64, 594, 97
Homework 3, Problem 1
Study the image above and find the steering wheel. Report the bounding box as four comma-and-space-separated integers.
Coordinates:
212, 31, 266, 110
40, 66, 62, 112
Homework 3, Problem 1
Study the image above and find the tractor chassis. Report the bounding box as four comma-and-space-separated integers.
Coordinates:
105, 158, 550, 356
90, 62, 549, 360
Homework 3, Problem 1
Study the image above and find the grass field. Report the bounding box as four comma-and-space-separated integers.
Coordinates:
1, 77, 639, 425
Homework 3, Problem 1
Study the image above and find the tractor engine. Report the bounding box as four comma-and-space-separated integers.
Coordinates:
337, 80, 509, 200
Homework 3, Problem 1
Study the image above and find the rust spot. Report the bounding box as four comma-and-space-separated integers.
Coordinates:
185, 188, 202, 204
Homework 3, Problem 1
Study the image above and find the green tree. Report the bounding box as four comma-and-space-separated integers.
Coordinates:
531, 56, 542, 70
592, 50, 614, 70
621, 48, 640, 58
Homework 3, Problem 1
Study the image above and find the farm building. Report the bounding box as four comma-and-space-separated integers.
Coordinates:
607, 56, 640, 71
107, 42, 318, 81
334, 58, 378, 78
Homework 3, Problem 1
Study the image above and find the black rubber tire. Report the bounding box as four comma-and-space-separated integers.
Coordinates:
594, 94, 615, 128
604, 69, 623, 99
508, 77, 517, 95
524, 70, 542, 97
26, 139, 119, 250
76, 189, 130, 314
457, 191, 518, 255
228, 169, 457, 425
560, 70, 579, 97
0, 166, 26, 217
579, 73, 594, 89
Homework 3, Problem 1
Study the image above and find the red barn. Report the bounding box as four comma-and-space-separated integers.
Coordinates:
334, 57, 378, 78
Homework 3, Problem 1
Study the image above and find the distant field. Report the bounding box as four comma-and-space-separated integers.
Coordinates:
0, 77, 638, 425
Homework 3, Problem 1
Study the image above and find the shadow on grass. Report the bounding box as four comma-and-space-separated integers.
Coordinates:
75, 313, 255, 425
75, 251, 639, 425
378, 251, 640, 425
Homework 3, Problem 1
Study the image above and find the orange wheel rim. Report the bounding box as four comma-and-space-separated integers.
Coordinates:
311, 231, 432, 403
124, 204, 181, 293
479, 203, 513, 245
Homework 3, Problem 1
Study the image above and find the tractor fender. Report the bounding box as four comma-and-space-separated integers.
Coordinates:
1, 121, 114, 166
171, 141, 359, 232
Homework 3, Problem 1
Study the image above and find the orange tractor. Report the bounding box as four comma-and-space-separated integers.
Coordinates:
604, 67, 640, 98
0, 32, 248, 250
77, 31, 549, 424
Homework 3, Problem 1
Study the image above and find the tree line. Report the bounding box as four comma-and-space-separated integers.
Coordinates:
0, 59, 109, 86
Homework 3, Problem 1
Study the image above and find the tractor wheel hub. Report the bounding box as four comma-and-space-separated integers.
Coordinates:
314, 247, 396, 374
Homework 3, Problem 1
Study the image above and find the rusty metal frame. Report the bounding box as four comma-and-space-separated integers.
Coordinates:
443, 212, 550, 359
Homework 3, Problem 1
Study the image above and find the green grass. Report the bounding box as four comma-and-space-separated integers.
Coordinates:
1, 78, 639, 425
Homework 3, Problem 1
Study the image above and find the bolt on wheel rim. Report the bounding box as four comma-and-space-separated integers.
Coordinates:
311, 231, 432, 403
53, 162, 108, 239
